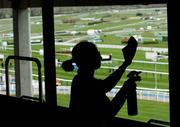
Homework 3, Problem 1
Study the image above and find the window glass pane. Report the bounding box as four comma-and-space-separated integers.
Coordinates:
54, 4, 169, 123
0, 8, 43, 98
0, 8, 14, 95
30, 8, 44, 99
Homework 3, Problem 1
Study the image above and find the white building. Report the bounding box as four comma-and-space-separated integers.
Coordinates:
1, 41, 8, 50
87, 29, 102, 36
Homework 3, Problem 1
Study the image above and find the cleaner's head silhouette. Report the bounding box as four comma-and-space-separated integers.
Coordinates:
62, 40, 102, 72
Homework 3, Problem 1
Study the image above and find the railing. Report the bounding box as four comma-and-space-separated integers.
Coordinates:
0, 74, 169, 102
5, 55, 43, 103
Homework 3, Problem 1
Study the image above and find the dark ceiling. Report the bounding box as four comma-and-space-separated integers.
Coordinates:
0, 0, 167, 8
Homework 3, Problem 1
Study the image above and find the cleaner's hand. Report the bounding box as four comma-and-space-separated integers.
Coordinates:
127, 71, 141, 81
122, 36, 138, 66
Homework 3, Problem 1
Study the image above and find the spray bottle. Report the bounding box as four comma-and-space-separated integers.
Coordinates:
126, 71, 141, 116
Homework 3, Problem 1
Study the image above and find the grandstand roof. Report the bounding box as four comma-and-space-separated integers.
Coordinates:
0, 0, 167, 8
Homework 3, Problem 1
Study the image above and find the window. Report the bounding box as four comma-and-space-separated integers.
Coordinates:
53, 5, 169, 123
0, 3, 169, 125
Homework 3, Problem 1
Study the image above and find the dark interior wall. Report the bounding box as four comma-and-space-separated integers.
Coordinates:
167, 1, 179, 127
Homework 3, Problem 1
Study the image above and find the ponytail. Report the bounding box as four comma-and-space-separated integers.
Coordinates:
62, 59, 74, 72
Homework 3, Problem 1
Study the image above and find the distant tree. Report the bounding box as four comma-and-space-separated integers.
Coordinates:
62, 19, 77, 24
136, 12, 143, 16
30, 8, 41, 16
0, 9, 12, 19
121, 16, 128, 20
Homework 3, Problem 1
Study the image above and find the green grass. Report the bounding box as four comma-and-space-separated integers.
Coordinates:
57, 94, 169, 122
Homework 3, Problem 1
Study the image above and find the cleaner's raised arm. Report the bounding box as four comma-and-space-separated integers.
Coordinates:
103, 36, 138, 92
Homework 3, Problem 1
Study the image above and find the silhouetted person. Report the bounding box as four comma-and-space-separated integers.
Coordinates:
62, 36, 138, 127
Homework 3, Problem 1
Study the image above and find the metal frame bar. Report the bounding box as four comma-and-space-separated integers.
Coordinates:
42, 0, 57, 106
5, 55, 43, 103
